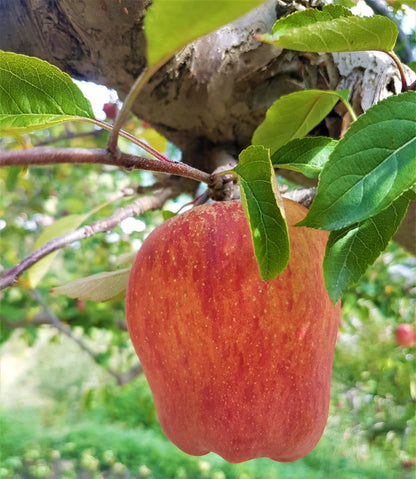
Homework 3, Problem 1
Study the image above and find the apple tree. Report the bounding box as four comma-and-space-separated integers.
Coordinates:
0, 0, 415, 467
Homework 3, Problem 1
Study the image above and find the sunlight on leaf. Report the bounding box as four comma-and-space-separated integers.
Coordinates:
145, 0, 265, 67
233, 145, 289, 281
52, 268, 131, 302
271, 137, 338, 178
299, 91, 416, 231
255, 5, 398, 53
252, 90, 347, 155
28, 214, 91, 288
27, 196, 120, 287
0, 51, 95, 136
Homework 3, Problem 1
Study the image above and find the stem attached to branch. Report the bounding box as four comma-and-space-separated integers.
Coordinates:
95, 119, 177, 165
0, 147, 212, 184
107, 47, 179, 153
107, 66, 157, 153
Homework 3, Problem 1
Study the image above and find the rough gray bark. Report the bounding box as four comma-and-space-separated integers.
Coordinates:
1, 0, 414, 253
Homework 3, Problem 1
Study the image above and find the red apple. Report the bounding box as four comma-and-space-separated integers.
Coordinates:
125, 199, 340, 463
395, 324, 416, 348
103, 102, 118, 120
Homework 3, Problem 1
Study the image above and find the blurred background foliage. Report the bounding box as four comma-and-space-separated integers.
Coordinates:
1, 61, 416, 478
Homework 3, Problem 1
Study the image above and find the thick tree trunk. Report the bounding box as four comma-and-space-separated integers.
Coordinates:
1, 0, 414, 253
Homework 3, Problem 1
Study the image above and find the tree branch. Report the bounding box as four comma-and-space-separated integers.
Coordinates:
1, 313, 52, 330
0, 184, 180, 290
1, 312, 128, 333
0, 147, 212, 184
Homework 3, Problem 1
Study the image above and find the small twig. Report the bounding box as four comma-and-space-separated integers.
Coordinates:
116, 365, 144, 385
30, 289, 110, 369
0, 313, 53, 329
18, 290, 143, 385
402, 420, 411, 452
339, 96, 358, 123
0, 185, 179, 290
34, 129, 103, 147
1, 312, 129, 333
135, 182, 165, 195
0, 147, 212, 185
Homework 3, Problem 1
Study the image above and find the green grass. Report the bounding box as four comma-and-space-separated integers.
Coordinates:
0, 406, 403, 479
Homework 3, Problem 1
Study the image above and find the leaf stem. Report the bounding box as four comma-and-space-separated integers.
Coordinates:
95, 119, 176, 164
340, 97, 357, 123
384, 50, 408, 92
107, 62, 161, 153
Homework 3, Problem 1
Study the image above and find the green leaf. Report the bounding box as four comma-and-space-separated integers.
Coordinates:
233, 145, 289, 281
162, 210, 177, 221
252, 90, 347, 154
145, 0, 265, 68
323, 194, 410, 304
298, 91, 416, 230
27, 214, 91, 288
271, 137, 338, 178
51, 268, 131, 302
115, 252, 137, 266
408, 61, 416, 74
271, 4, 353, 36
406, 187, 416, 200
5, 166, 21, 191
0, 51, 95, 136
256, 6, 398, 53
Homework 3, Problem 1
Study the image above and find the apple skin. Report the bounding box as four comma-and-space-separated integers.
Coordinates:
125, 199, 340, 463
395, 324, 416, 348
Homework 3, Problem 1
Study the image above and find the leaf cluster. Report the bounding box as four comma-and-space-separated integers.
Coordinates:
242, 5, 415, 302
0, 2, 415, 304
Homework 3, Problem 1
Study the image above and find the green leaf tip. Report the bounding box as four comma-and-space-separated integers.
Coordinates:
144, 0, 265, 68
323, 194, 411, 304
52, 268, 131, 302
233, 145, 289, 281
255, 5, 398, 53
0, 50, 95, 136
298, 91, 416, 232
252, 89, 347, 155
